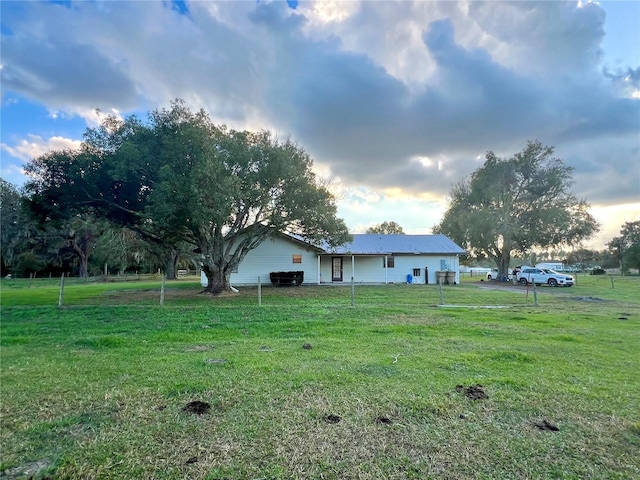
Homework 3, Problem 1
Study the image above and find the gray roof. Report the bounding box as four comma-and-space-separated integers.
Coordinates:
322, 234, 466, 255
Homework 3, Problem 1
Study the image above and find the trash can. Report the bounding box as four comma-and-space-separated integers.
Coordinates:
445, 271, 456, 285
406, 273, 413, 284
436, 271, 447, 284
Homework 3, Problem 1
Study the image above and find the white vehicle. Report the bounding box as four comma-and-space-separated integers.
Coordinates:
517, 266, 574, 287
486, 269, 513, 281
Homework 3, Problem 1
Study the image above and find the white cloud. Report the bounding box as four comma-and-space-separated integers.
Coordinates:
1, 0, 638, 248
1, 135, 82, 163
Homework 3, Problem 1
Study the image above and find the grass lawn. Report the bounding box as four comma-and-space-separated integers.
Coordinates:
1, 276, 639, 479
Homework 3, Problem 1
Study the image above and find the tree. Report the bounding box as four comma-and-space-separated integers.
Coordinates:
0, 179, 42, 275
178, 126, 351, 293
607, 220, 640, 273
1, 179, 25, 274
24, 106, 196, 279
23, 100, 351, 292
564, 248, 601, 270
366, 221, 405, 234
433, 141, 600, 275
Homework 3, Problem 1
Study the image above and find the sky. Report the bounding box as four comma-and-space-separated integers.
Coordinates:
1, 0, 639, 250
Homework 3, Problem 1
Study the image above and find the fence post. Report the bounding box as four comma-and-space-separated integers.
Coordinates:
160, 275, 166, 306
28, 272, 34, 289
438, 278, 444, 305
258, 276, 262, 306
58, 273, 65, 307
532, 280, 539, 306
610, 275, 615, 289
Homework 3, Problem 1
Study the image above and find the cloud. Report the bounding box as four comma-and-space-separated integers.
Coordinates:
0, 0, 638, 218
0, 3, 139, 114
465, 1, 606, 75
1, 135, 82, 163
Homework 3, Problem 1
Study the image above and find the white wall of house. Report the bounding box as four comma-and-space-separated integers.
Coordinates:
200, 235, 320, 286
319, 254, 460, 284
199, 234, 463, 286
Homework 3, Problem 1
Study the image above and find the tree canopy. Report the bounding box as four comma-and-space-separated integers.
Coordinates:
607, 220, 640, 273
1, 179, 32, 274
433, 141, 600, 274
365, 221, 405, 235
24, 100, 351, 291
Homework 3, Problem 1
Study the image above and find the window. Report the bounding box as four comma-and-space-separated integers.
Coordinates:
383, 256, 395, 268
292, 254, 302, 264
413, 268, 421, 277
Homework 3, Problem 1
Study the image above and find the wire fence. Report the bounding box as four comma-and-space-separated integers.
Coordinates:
1, 273, 557, 310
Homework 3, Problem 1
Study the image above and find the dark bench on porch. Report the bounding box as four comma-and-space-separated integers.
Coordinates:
270, 271, 304, 287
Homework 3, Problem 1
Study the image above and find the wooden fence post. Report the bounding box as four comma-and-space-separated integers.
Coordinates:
58, 273, 65, 307
160, 275, 166, 306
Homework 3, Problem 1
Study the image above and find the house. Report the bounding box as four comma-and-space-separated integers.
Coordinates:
201, 233, 466, 286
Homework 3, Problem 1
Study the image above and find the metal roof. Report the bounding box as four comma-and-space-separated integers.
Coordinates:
321, 234, 466, 255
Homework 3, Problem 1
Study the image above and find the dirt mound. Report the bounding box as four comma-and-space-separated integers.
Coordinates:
375, 415, 393, 424
323, 414, 341, 424
455, 384, 488, 400
182, 401, 211, 414
534, 419, 559, 431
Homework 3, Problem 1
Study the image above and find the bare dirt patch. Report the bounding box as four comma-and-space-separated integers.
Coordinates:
1, 459, 52, 479
375, 415, 393, 425
476, 280, 582, 296
323, 414, 341, 424
182, 401, 211, 415
456, 384, 488, 400
205, 358, 227, 364
534, 419, 560, 431
475, 280, 528, 293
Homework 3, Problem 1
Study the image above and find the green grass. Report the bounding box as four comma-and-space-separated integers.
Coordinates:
1, 276, 639, 479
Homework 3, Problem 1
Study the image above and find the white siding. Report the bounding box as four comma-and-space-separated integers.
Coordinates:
199, 234, 463, 286
319, 254, 460, 284
231, 236, 319, 285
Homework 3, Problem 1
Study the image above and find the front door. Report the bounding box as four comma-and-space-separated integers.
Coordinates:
332, 257, 343, 282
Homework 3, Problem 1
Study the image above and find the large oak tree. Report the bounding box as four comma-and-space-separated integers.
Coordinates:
434, 141, 600, 275
24, 100, 351, 292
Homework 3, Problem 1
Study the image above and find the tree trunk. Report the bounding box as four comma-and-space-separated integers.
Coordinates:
78, 252, 89, 278
202, 264, 231, 294
498, 254, 511, 277
164, 249, 179, 280
69, 239, 90, 278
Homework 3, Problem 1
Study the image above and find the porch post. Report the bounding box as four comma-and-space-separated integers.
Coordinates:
351, 255, 355, 281
384, 255, 388, 284
317, 255, 321, 284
